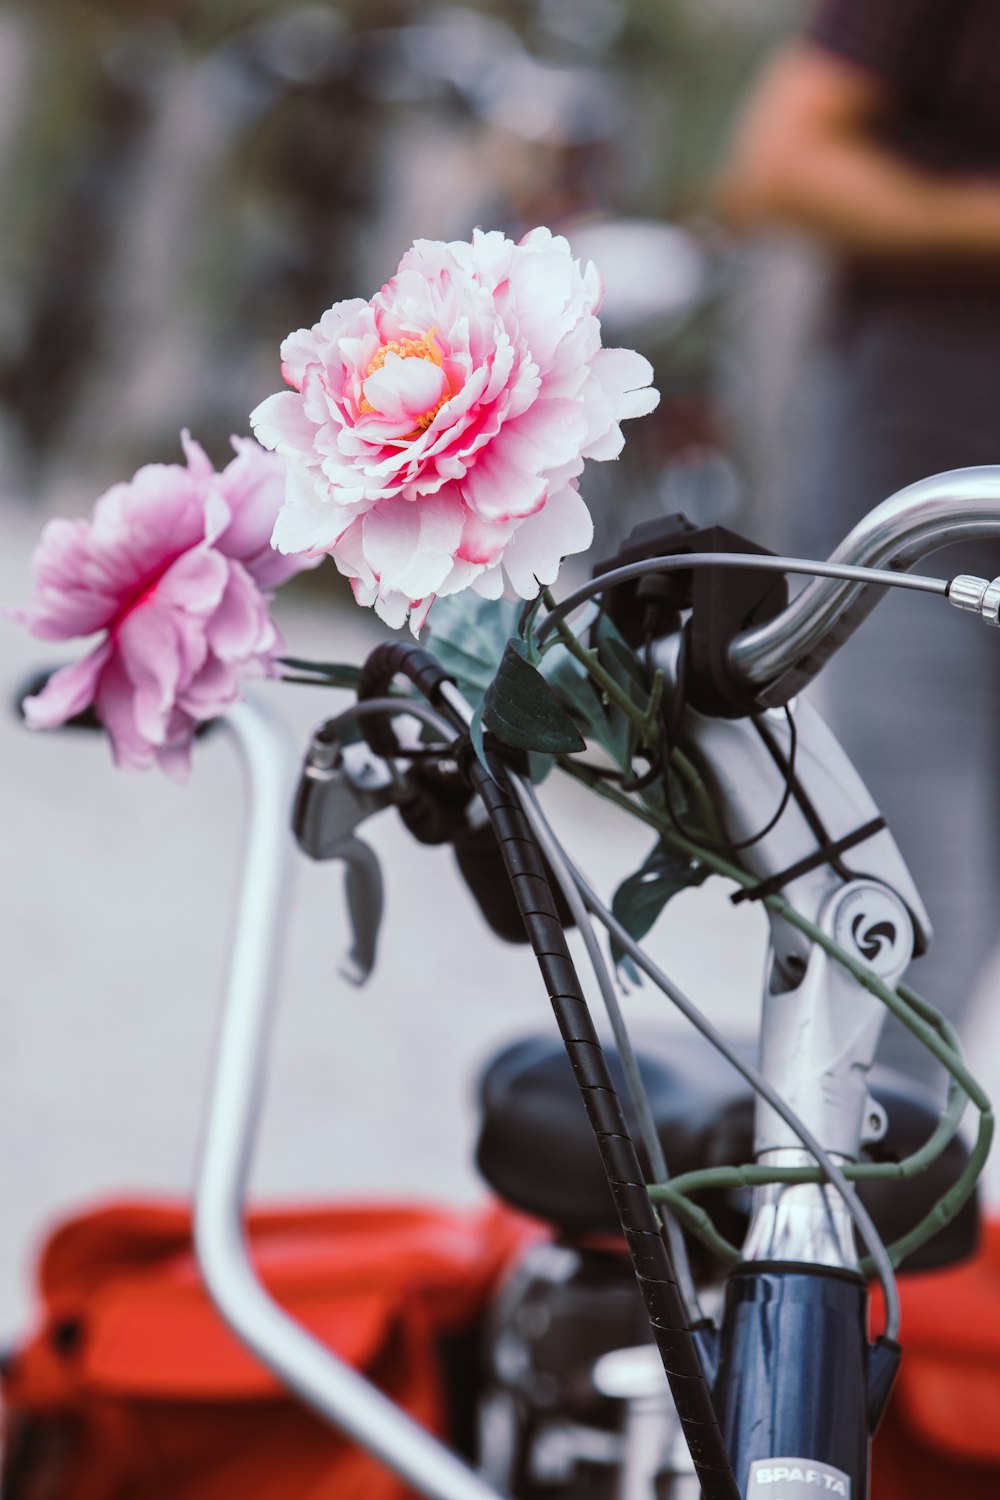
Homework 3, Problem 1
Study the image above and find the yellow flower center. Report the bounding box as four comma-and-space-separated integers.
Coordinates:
358, 329, 448, 430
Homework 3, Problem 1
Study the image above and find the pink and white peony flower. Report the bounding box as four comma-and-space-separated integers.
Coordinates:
251, 226, 659, 631
13, 434, 315, 777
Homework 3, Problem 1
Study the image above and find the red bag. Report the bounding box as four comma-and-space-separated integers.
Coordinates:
1, 1199, 538, 1500
8, 1197, 999, 1498
874, 1218, 1000, 1497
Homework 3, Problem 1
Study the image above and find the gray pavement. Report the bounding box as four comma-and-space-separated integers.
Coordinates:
2, 496, 998, 1344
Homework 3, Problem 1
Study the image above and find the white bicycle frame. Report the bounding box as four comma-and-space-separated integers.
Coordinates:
192, 466, 1000, 1500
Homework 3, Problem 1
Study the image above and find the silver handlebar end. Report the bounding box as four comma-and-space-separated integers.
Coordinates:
948, 574, 1000, 627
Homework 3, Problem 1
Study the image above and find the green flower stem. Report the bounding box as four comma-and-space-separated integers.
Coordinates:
641, 670, 665, 743
650, 1193, 742, 1267
279, 657, 361, 686
280, 673, 410, 696
555, 751, 992, 1271
279, 673, 352, 687
541, 593, 654, 744
667, 746, 728, 845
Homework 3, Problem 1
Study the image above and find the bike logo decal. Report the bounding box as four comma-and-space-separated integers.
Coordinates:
830, 883, 910, 978
850, 914, 896, 962
747, 1458, 850, 1498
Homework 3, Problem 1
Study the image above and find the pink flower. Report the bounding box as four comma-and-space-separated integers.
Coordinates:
13, 434, 314, 777
251, 227, 659, 630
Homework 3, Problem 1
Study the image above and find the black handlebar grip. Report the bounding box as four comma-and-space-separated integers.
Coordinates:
356, 643, 455, 756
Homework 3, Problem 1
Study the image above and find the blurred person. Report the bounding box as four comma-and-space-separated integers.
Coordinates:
716, 0, 1000, 1083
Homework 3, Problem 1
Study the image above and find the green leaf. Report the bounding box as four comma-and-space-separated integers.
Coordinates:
484, 640, 586, 753
469, 702, 490, 772
279, 658, 361, 689
541, 649, 608, 740
534, 612, 656, 772
593, 614, 649, 705
516, 593, 546, 662
610, 839, 708, 972
527, 751, 555, 785
424, 595, 522, 705
540, 637, 632, 770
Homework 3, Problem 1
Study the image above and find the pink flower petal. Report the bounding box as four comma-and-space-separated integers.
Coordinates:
213, 440, 284, 556
180, 655, 240, 717
278, 327, 319, 391
156, 545, 229, 615
179, 429, 215, 481
155, 737, 194, 781
409, 595, 435, 634
12, 431, 303, 773
457, 510, 517, 566
506, 247, 585, 369
460, 440, 547, 524
500, 396, 590, 477
207, 563, 270, 662
94, 655, 158, 772
330, 517, 376, 592
116, 605, 184, 745
22, 641, 114, 729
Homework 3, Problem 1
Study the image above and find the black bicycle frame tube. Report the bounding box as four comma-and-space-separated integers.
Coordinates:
713, 1263, 900, 1499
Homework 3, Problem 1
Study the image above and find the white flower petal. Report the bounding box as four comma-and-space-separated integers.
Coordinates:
250, 392, 319, 457
373, 590, 411, 630
471, 566, 504, 600
361, 353, 447, 425
361, 489, 465, 601
271, 465, 369, 555
502, 484, 593, 598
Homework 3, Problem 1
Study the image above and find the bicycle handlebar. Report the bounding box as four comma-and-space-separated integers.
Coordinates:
728, 465, 1000, 705
195, 697, 505, 1500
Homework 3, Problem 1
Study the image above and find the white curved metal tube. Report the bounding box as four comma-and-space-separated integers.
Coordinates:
193, 696, 505, 1500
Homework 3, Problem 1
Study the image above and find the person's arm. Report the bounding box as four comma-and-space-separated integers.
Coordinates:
716, 43, 1000, 262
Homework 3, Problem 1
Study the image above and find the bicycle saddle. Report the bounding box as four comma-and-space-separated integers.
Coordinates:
475, 1033, 979, 1274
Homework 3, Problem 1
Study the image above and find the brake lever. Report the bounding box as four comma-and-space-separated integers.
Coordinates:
333, 835, 384, 986
293, 733, 396, 985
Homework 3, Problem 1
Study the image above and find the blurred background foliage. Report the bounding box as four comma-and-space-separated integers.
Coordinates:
0, 0, 803, 543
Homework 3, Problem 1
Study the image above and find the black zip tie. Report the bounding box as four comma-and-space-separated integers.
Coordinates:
730, 816, 887, 906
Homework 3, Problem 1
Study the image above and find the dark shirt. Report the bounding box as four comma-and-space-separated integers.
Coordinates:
808, 0, 1000, 172
807, 0, 1000, 299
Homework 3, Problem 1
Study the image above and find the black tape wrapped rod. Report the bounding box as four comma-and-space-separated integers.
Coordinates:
463, 756, 739, 1499
356, 642, 738, 1495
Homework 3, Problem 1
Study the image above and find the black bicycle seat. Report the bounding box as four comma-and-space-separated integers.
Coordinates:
475, 1033, 979, 1273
